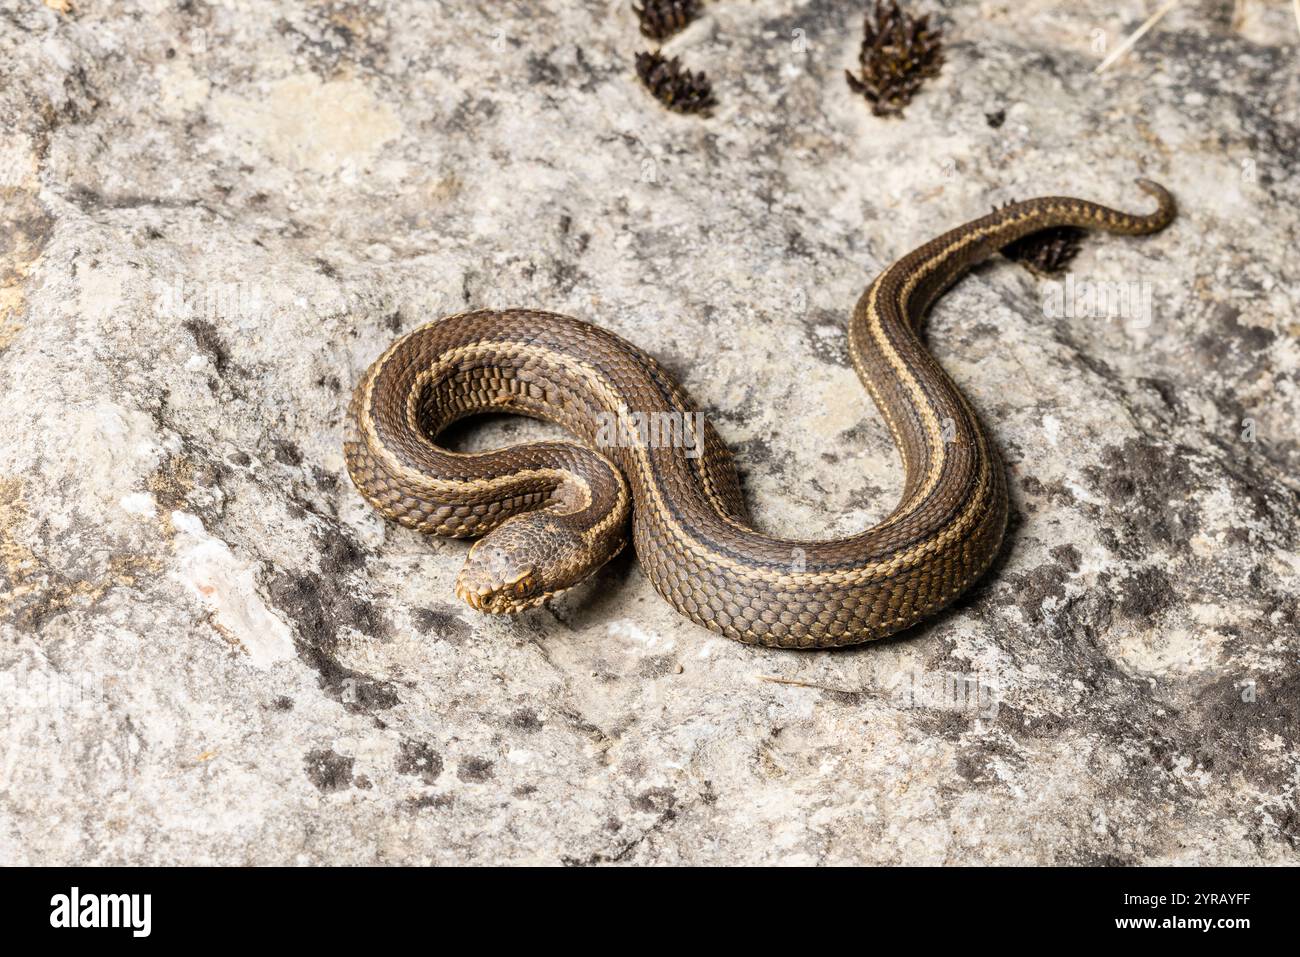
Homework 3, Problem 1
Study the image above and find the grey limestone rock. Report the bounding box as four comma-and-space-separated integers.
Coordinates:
0, 0, 1296, 864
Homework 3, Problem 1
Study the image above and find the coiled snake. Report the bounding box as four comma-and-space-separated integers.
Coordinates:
345, 180, 1175, 648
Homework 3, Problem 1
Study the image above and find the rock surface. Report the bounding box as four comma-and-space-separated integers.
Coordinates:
1, 0, 1297, 865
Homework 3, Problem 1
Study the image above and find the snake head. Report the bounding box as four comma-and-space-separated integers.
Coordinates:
455, 514, 587, 614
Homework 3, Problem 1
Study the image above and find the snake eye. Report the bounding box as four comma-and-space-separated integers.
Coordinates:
514, 580, 529, 596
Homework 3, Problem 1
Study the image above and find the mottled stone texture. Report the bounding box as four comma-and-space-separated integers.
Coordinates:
1, 0, 1296, 865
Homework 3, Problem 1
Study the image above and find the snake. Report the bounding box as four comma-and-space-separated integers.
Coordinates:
344, 180, 1175, 649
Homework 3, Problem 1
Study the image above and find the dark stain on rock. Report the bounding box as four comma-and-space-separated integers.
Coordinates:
912, 707, 976, 739
1006, 559, 1071, 625
1212, 302, 1275, 352
732, 436, 781, 479
317, 526, 365, 574
457, 757, 495, 783
182, 318, 231, 374
0, 189, 56, 289
635, 655, 677, 679
304, 748, 354, 792
1276, 806, 1300, 849
312, 466, 339, 493
549, 257, 587, 295
1065, 848, 1137, 867
526, 50, 564, 87
1117, 566, 1174, 619
411, 604, 473, 643
405, 793, 454, 812
275, 3, 394, 79
1050, 543, 1081, 573
267, 571, 398, 711
395, 738, 443, 784
1192, 673, 1300, 786
510, 708, 542, 733
801, 310, 851, 367
997, 704, 1068, 740
1018, 474, 1077, 510
954, 735, 1025, 788
1137, 376, 1181, 413
785, 227, 815, 259
1085, 440, 1201, 558
270, 571, 383, 646
1118, 719, 1185, 782
300, 643, 399, 711
272, 438, 303, 466
632, 788, 677, 818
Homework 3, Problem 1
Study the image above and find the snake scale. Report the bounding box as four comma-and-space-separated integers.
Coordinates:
345, 180, 1175, 648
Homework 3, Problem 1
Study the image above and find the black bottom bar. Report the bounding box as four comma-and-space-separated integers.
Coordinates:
1, 865, 1289, 942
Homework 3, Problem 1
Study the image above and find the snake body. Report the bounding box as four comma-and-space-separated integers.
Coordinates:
345, 181, 1175, 648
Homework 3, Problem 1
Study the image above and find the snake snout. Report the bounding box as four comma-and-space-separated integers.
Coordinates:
455, 541, 545, 615
453, 512, 602, 615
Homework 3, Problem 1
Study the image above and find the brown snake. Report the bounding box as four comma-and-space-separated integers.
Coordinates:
345, 180, 1175, 648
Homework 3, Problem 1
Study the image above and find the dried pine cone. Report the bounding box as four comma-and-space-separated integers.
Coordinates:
636, 50, 716, 115
634, 0, 701, 41
999, 206, 1085, 276
845, 1, 944, 117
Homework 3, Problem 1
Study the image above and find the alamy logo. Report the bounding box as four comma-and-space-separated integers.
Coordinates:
888, 668, 1000, 720
49, 887, 151, 937
153, 273, 264, 321
594, 410, 704, 459
1041, 275, 1155, 328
